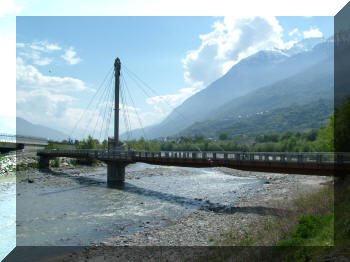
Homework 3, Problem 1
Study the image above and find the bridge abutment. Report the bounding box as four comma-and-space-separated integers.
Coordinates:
107, 162, 127, 186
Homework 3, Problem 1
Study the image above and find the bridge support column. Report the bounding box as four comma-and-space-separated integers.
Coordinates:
107, 162, 127, 186
39, 156, 50, 170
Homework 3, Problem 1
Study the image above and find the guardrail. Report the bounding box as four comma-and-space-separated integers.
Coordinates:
37, 149, 350, 165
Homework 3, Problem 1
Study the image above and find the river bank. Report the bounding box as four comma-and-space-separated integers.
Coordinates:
0, 152, 16, 176
9, 155, 333, 261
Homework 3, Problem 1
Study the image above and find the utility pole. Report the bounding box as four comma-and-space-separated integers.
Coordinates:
114, 58, 121, 147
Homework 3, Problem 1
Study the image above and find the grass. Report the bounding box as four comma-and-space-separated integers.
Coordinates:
51, 157, 60, 168
277, 214, 334, 247
208, 178, 350, 261
16, 161, 39, 171
214, 185, 334, 247
193, 183, 338, 261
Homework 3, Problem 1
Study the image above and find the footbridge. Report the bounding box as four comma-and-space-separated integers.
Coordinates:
37, 57, 349, 186
37, 149, 350, 177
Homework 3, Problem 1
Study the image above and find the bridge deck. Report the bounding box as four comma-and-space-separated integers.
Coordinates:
0, 134, 48, 146
37, 149, 350, 176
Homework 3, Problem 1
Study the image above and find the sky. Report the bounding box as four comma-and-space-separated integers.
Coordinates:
0, 0, 347, 140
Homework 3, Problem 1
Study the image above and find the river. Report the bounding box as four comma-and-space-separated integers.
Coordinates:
0, 175, 16, 261
2, 163, 265, 257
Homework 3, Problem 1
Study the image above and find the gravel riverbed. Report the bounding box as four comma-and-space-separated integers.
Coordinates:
16, 162, 332, 247
104, 167, 332, 246
11, 153, 333, 261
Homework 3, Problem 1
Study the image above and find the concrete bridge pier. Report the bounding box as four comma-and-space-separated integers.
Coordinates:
107, 162, 127, 187
39, 156, 51, 170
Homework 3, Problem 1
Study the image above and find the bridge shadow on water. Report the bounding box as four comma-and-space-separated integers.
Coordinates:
42, 169, 290, 218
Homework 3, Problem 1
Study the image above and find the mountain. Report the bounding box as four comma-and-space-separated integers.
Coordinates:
211, 56, 334, 120
180, 99, 333, 138
283, 37, 325, 56
126, 38, 333, 139
179, 55, 334, 138
16, 117, 69, 141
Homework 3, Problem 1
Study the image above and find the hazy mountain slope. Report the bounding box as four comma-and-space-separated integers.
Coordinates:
180, 99, 333, 138
126, 39, 333, 139
16, 117, 68, 141
211, 56, 333, 120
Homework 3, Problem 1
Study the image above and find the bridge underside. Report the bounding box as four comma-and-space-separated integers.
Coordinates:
135, 158, 344, 176
0, 142, 25, 153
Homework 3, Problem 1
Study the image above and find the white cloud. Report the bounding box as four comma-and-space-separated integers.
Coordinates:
33, 57, 52, 66
17, 89, 74, 120
0, 32, 16, 118
17, 41, 63, 66
16, 42, 25, 48
146, 87, 200, 117
29, 41, 62, 52
62, 47, 81, 65
182, 16, 292, 87
16, 58, 95, 139
303, 28, 323, 38
289, 28, 300, 37
19, 50, 53, 66
16, 57, 87, 92
0, 0, 23, 17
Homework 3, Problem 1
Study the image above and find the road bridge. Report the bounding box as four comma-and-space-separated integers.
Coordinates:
0, 133, 48, 153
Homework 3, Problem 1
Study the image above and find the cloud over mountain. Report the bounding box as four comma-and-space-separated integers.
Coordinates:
182, 16, 296, 88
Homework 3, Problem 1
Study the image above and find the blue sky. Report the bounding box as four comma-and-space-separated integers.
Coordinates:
14, 16, 334, 140
0, 0, 343, 138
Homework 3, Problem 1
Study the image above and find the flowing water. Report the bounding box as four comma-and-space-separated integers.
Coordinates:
0, 176, 16, 261
13, 163, 265, 246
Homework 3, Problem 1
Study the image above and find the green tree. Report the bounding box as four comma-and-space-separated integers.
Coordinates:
335, 97, 350, 152
194, 135, 205, 143
219, 133, 229, 140
316, 115, 334, 152
78, 135, 98, 149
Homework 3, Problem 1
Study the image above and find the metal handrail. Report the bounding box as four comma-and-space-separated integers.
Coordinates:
37, 149, 350, 164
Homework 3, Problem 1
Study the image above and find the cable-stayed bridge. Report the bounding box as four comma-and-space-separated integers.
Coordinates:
37, 58, 349, 186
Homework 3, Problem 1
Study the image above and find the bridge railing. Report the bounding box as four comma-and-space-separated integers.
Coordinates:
38, 149, 132, 160
0, 133, 16, 143
38, 149, 350, 165
132, 150, 349, 164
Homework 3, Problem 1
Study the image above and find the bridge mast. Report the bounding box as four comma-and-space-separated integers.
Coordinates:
114, 58, 121, 147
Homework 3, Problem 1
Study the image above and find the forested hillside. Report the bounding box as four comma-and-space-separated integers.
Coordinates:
180, 99, 332, 138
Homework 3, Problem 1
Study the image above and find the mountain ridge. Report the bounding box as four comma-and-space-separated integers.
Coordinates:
16, 117, 69, 141
124, 38, 334, 139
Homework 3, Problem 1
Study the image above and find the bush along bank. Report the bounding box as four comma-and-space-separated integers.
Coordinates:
202, 184, 336, 261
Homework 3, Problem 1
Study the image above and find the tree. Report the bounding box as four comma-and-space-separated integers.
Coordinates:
219, 133, 228, 140
194, 135, 205, 143
335, 97, 350, 152
306, 129, 318, 142
316, 115, 334, 152
78, 135, 98, 149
